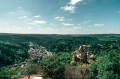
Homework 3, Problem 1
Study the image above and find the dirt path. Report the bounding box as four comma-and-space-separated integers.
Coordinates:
21, 74, 42, 79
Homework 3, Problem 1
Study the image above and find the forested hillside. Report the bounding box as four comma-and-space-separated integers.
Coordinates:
0, 41, 29, 67
0, 33, 120, 79
0, 33, 119, 53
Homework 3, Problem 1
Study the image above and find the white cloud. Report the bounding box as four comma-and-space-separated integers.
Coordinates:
18, 16, 27, 19
61, 0, 83, 13
62, 23, 74, 26
69, 0, 83, 5
59, 18, 64, 21
73, 26, 82, 30
8, 7, 31, 16
118, 10, 120, 14
8, 12, 16, 15
54, 17, 64, 21
34, 15, 40, 18
27, 27, 32, 30
82, 20, 91, 24
54, 17, 60, 19
94, 24, 104, 27
30, 20, 46, 24
18, 7, 23, 9
3, 26, 24, 33
61, 6, 76, 13
36, 26, 82, 34
27, 19, 32, 20
88, 26, 92, 27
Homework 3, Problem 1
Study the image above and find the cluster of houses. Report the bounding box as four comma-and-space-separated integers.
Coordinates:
1, 42, 53, 70
28, 42, 53, 63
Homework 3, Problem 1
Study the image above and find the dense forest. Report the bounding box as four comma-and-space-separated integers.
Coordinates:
0, 33, 119, 53
0, 33, 120, 79
0, 41, 29, 67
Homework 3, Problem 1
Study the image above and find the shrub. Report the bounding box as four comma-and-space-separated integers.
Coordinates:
40, 55, 65, 79
20, 64, 42, 78
65, 65, 89, 79
0, 69, 16, 79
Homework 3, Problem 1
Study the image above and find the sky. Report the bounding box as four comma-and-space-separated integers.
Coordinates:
0, 0, 120, 34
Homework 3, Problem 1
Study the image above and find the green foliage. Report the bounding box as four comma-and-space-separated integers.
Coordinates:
0, 34, 120, 79
0, 41, 29, 67
49, 37, 99, 53
40, 55, 65, 79
0, 69, 16, 79
20, 64, 42, 76
0, 34, 102, 53
89, 50, 120, 79
57, 52, 73, 64
89, 41, 120, 58
0, 33, 119, 54
71, 62, 77, 66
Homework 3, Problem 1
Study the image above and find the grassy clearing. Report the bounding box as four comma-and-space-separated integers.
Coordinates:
98, 37, 119, 41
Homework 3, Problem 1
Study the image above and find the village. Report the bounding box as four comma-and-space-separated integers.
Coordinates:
0, 42, 53, 70
28, 42, 53, 64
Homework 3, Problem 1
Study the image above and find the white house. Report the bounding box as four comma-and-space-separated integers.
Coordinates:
33, 77, 43, 79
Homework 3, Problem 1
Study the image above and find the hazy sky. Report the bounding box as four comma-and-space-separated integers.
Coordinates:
0, 0, 120, 34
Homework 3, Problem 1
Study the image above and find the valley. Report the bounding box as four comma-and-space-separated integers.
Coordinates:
0, 34, 120, 79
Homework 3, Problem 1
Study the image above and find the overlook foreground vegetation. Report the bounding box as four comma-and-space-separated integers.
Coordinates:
0, 33, 120, 79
